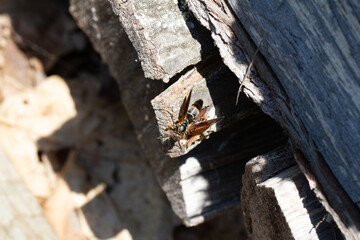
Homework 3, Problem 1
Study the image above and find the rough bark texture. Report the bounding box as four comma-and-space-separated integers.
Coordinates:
187, 0, 360, 238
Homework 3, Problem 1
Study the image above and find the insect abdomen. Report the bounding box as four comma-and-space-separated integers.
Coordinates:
186, 100, 203, 122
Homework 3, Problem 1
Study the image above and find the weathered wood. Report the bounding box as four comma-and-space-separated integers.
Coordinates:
186, 0, 360, 238
233, 1, 360, 238
187, 0, 279, 118
70, 0, 290, 227
151, 55, 260, 157
107, 0, 215, 82
0, 145, 58, 240
228, 0, 360, 207
174, 112, 287, 225
70, 0, 186, 226
242, 145, 342, 240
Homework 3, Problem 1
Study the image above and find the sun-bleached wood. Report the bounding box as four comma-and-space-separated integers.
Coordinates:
0, 146, 58, 240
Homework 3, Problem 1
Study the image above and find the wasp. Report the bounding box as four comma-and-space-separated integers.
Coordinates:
163, 88, 224, 148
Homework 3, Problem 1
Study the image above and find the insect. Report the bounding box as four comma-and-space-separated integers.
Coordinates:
163, 88, 224, 148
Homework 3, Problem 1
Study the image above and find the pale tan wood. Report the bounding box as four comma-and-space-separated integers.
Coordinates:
0, 145, 59, 240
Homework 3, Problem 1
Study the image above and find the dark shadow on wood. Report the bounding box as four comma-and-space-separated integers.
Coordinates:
177, 111, 288, 222
294, 171, 343, 239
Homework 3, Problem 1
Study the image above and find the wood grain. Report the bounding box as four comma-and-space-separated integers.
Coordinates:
228, 0, 360, 207
107, 0, 215, 82
242, 145, 341, 239
187, 0, 360, 238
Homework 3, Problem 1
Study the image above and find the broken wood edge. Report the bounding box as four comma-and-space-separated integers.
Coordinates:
241, 144, 341, 239
108, 0, 166, 80
187, 0, 280, 121
170, 113, 287, 226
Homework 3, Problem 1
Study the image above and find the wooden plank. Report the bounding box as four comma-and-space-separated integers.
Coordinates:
69, 0, 289, 226
228, 1, 360, 239
228, 0, 360, 207
186, 0, 279, 119
69, 0, 185, 225
0, 145, 58, 240
241, 145, 341, 240
186, 0, 360, 238
107, 0, 215, 82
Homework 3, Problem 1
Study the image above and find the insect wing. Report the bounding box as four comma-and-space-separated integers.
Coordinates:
194, 106, 208, 122
188, 116, 224, 135
186, 134, 201, 148
178, 88, 192, 123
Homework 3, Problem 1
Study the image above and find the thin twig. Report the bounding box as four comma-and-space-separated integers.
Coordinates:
236, 40, 263, 105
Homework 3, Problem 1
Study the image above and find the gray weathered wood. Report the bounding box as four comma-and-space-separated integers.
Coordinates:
229, 1, 360, 239
187, 0, 279, 118
173, 110, 287, 225
151, 55, 260, 157
0, 145, 59, 240
70, 1, 183, 238
70, 0, 290, 227
242, 145, 341, 240
228, 0, 360, 207
187, 0, 360, 238
107, 0, 215, 82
